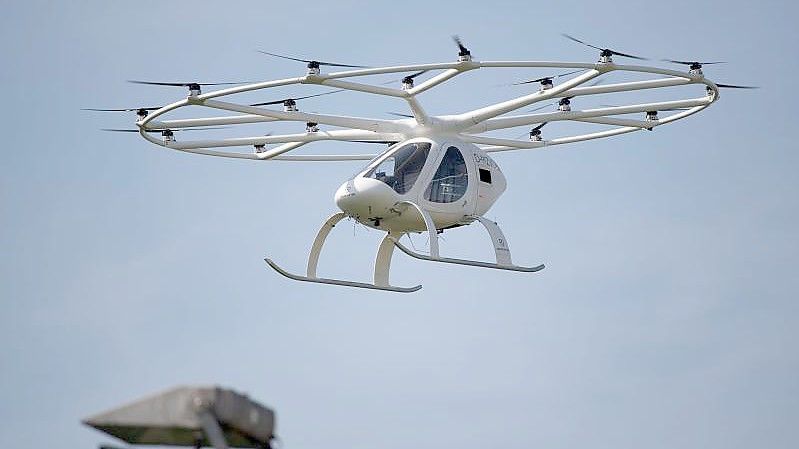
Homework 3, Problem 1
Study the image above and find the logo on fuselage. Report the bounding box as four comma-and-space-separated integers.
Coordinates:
473, 153, 499, 169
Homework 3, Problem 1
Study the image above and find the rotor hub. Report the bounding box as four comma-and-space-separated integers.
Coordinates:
401, 76, 415, 90
539, 78, 553, 91
136, 108, 149, 119
306, 61, 321, 76
161, 129, 175, 143
188, 83, 201, 96
283, 99, 298, 112
306, 122, 319, 133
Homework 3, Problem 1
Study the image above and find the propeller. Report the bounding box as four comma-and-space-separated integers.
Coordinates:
600, 104, 690, 112
249, 89, 345, 107
512, 69, 584, 85
716, 83, 758, 89
257, 51, 369, 68
82, 106, 162, 112
102, 126, 229, 133
452, 35, 471, 59
662, 59, 725, 70
128, 80, 253, 87
515, 122, 548, 140
402, 70, 428, 85
380, 70, 429, 87
82, 105, 162, 118
351, 140, 399, 145
529, 122, 548, 140
562, 34, 648, 60
386, 112, 414, 118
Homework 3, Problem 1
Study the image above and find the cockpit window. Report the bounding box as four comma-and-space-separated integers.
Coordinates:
366, 142, 431, 194
425, 146, 468, 203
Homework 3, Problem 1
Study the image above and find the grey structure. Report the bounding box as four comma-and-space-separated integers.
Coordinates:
83, 385, 275, 449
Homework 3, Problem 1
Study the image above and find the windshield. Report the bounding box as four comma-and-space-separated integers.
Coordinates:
366, 142, 431, 194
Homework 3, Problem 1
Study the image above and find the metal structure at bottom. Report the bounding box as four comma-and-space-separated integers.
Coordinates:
83, 385, 275, 449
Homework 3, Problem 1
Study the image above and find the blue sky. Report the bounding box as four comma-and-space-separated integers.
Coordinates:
1, 1, 797, 449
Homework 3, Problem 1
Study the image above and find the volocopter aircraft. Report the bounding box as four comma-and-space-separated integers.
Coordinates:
90, 35, 753, 293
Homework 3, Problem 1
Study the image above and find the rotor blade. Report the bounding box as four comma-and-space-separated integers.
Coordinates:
662, 59, 726, 65
258, 50, 312, 64
169, 127, 230, 131
317, 61, 370, 68
102, 126, 230, 133
380, 70, 429, 86
716, 83, 758, 89
562, 34, 648, 60
561, 33, 603, 51
250, 89, 345, 106
82, 106, 161, 112
511, 79, 540, 86
128, 80, 187, 87
452, 35, 469, 54
532, 122, 547, 131
257, 50, 369, 68
351, 140, 399, 145
387, 112, 414, 118
128, 80, 252, 86
608, 50, 648, 60
601, 104, 689, 112
512, 69, 585, 85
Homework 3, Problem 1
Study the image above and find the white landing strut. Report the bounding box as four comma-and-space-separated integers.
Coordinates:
390, 216, 545, 273
265, 212, 421, 293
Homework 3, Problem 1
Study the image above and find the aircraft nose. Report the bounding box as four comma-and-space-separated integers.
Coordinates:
335, 177, 399, 220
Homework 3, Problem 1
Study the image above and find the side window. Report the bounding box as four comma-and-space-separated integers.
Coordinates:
479, 168, 492, 184
425, 146, 468, 203
366, 142, 431, 194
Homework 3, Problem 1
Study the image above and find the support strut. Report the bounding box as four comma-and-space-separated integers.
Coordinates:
265, 212, 422, 293
390, 204, 545, 272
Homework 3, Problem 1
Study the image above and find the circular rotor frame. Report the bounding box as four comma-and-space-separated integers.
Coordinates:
134, 58, 722, 161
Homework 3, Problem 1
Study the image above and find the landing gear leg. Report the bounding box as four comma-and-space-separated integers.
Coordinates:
390, 204, 545, 272
265, 212, 422, 293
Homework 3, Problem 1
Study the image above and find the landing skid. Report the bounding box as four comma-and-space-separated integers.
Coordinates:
391, 240, 544, 272
264, 205, 544, 293
392, 203, 545, 273
264, 258, 422, 293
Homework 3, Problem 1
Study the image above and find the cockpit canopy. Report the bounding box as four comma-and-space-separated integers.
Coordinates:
364, 140, 470, 204
365, 141, 431, 194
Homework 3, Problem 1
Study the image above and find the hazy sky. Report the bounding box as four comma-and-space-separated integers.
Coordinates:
1, 2, 797, 449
